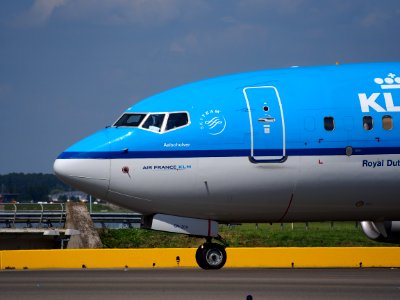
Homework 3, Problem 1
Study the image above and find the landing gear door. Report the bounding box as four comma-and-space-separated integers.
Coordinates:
243, 86, 286, 163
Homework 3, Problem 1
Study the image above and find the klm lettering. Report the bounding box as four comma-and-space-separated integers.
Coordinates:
358, 93, 400, 113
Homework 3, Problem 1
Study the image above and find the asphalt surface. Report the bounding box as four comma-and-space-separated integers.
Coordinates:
0, 268, 399, 300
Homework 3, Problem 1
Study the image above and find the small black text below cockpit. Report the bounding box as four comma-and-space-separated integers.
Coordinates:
113, 112, 190, 133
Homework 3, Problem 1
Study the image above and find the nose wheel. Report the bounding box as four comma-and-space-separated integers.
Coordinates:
195, 242, 227, 270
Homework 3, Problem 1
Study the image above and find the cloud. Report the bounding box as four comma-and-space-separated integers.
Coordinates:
236, 0, 305, 16
359, 12, 389, 27
170, 33, 199, 54
10, 0, 190, 27
10, 0, 209, 27
59, 0, 183, 26
13, 0, 67, 27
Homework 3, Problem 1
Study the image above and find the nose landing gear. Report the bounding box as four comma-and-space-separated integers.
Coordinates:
195, 238, 227, 270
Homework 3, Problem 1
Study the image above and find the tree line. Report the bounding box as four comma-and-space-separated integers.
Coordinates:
0, 173, 69, 202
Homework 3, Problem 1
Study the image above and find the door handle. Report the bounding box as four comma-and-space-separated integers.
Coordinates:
258, 117, 276, 123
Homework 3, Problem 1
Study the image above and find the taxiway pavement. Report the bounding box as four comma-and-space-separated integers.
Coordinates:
0, 268, 399, 299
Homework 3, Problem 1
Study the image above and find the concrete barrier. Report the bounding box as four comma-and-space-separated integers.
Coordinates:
1, 247, 400, 270
226, 247, 400, 268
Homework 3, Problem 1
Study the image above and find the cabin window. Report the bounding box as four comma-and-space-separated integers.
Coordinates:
114, 113, 147, 127
324, 117, 335, 131
363, 116, 373, 131
142, 114, 166, 132
166, 112, 189, 131
382, 115, 393, 130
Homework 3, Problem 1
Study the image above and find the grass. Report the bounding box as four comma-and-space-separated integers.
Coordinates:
100, 228, 204, 248
100, 222, 397, 248
86, 203, 132, 213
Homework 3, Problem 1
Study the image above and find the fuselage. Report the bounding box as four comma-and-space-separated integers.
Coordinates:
54, 62, 400, 223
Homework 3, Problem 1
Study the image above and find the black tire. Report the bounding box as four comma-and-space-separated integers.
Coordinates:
196, 244, 209, 270
196, 243, 227, 270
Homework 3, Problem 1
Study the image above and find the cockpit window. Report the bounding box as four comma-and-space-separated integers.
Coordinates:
114, 113, 146, 127
142, 114, 166, 132
114, 111, 190, 133
166, 113, 189, 131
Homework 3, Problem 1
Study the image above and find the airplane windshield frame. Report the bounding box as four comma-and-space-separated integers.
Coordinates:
113, 111, 190, 133
113, 113, 148, 127
141, 113, 166, 133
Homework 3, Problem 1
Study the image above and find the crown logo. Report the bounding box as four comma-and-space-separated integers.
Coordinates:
374, 73, 400, 89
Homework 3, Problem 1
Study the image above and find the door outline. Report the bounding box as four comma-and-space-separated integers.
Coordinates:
243, 86, 287, 163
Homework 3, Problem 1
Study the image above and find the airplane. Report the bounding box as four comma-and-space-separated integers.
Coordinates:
54, 62, 400, 269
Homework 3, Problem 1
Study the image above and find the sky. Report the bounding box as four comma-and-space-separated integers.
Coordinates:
0, 0, 400, 174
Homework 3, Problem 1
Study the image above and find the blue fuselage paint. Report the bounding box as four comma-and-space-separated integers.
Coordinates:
54, 62, 400, 223
59, 62, 400, 160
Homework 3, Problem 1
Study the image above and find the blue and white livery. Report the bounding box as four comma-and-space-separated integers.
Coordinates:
54, 62, 400, 269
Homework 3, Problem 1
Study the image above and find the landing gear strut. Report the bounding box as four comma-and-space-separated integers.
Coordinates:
195, 237, 227, 270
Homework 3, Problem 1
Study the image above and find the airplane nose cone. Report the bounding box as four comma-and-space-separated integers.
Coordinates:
54, 159, 110, 199
54, 130, 111, 199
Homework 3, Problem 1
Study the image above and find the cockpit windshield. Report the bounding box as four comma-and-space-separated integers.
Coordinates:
114, 113, 147, 127
166, 113, 189, 131
142, 114, 165, 132
113, 111, 190, 133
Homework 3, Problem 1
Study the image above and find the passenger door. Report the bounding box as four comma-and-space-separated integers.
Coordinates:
243, 86, 286, 163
